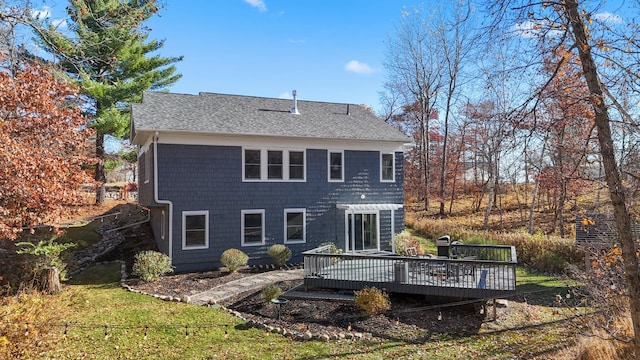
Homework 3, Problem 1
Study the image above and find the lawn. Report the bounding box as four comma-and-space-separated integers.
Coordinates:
30, 263, 583, 359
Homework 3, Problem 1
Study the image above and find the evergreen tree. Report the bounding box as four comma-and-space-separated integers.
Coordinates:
35, 0, 182, 203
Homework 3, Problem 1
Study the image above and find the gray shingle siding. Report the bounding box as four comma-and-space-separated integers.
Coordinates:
154, 144, 404, 272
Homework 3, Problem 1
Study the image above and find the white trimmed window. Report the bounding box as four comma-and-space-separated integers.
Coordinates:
244, 149, 261, 180
182, 211, 209, 250
284, 209, 306, 244
328, 150, 344, 182
289, 151, 305, 180
243, 148, 306, 181
380, 152, 395, 182
267, 150, 283, 179
242, 210, 265, 246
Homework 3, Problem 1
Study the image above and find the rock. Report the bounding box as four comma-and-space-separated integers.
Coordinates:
303, 332, 313, 340
495, 299, 509, 308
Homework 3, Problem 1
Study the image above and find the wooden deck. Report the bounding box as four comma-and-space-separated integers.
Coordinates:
303, 244, 517, 299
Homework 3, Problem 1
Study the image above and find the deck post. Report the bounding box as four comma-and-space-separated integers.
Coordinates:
492, 298, 497, 321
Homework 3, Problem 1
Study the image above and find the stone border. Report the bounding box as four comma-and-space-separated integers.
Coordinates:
118, 262, 369, 341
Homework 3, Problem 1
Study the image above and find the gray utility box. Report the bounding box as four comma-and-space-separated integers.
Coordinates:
436, 235, 451, 258
394, 261, 409, 283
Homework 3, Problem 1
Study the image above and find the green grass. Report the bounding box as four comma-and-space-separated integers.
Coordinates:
31, 263, 583, 359
61, 219, 103, 249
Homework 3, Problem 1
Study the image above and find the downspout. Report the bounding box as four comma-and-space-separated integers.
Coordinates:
153, 132, 174, 262
391, 209, 396, 254
351, 208, 355, 254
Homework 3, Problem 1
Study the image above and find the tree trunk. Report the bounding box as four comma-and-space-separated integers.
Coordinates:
565, 1, 640, 357
95, 131, 106, 204
43, 267, 61, 294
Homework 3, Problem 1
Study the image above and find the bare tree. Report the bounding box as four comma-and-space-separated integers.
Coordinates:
488, 0, 640, 355
383, 5, 444, 211
435, 1, 477, 215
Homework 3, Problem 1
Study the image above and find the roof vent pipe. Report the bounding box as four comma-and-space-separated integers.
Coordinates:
347, 104, 350, 115
290, 90, 300, 115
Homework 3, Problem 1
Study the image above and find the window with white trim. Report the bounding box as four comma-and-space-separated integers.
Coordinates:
289, 151, 305, 180
284, 209, 306, 244
381, 152, 395, 182
182, 211, 209, 249
243, 148, 306, 181
268, 150, 283, 179
328, 150, 344, 182
244, 149, 261, 180
242, 210, 265, 246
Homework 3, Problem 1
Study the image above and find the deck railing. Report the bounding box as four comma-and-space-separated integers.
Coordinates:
302, 244, 517, 299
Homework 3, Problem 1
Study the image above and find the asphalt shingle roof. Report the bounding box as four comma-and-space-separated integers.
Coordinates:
131, 92, 410, 144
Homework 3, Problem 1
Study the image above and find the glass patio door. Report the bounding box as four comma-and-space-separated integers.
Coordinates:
346, 213, 378, 251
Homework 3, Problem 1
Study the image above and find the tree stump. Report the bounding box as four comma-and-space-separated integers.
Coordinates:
43, 267, 61, 294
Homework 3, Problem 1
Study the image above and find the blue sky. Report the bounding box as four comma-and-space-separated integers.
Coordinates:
137, 0, 424, 112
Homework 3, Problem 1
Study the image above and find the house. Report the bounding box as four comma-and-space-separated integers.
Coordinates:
130, 91, 411, 272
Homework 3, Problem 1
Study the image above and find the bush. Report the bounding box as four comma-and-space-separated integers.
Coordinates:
319, 242, 343, 254
260, 284, 282, 302
220, 248, 248, 272
132, 251, 173, 282
16, 236, 76, 284
0, 291, 69, 359
354, 287, 391, 316
394, 231, 425, 256
267, 244, 291, 268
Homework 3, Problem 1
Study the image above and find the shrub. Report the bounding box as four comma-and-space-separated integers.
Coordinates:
132, 251, 173, 282
319, 242, 343, 254
354, 287, 391, 316
16, 236, 76, 283
394, 231, 425, 256
220, 248, 248, 272
267, 244, 292, 268
0, 291, 70, 359
260, 284, 282, 302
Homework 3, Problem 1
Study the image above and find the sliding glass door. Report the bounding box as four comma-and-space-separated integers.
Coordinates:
346, 212, 379, 251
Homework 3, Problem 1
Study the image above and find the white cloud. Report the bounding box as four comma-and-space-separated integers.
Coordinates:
51, 19, 67, 29
512, 20, 562, 38
30, 6, 51, 19
345, 60, 374, 74
278, 92, 292, 99
594, 12, 623, 24
243, 0, 267, 12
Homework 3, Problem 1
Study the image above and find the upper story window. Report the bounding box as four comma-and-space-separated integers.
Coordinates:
381, 153, 395, 182
182, 211, 209, 250
328, 151, 344, 182
243, 148, 306, 181
268, 151, 283, 179
289, 151, 304, 180
244, 149, 261, 179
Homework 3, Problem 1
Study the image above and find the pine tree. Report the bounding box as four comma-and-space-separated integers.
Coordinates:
35, 0, 182, 203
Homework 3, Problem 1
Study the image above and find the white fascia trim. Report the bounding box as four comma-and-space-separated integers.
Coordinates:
153, 133, 174, 263
156, 132, 407, 152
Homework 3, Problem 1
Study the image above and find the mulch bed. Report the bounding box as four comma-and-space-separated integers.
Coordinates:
127, 268, 489, 342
